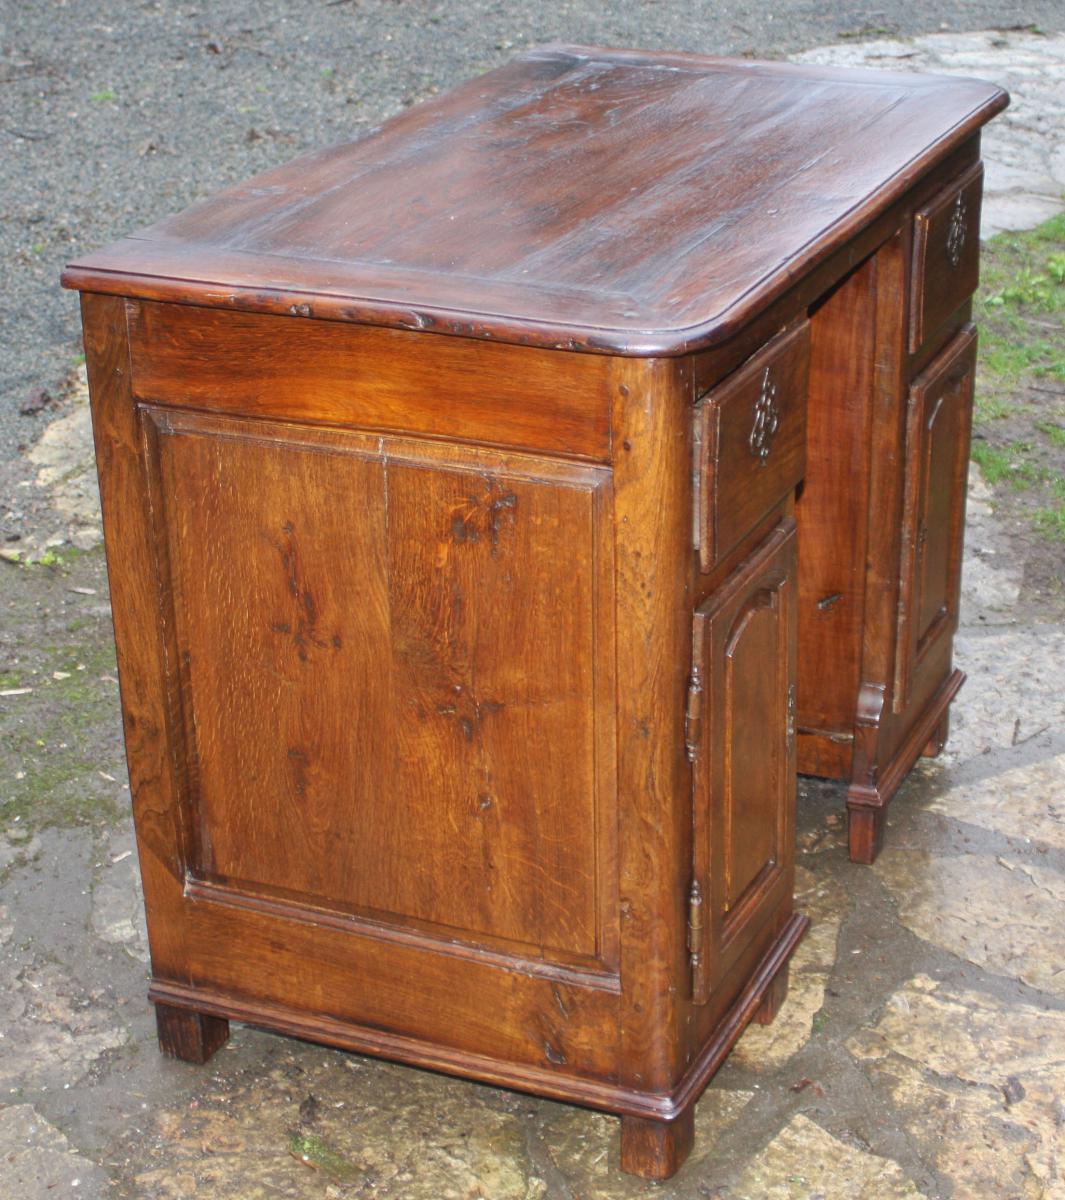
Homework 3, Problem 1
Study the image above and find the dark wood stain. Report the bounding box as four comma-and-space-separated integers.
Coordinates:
62, 45, 1005, 356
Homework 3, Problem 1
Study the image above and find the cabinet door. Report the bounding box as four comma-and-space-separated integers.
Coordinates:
893, 326, 977, 711
688, 521, 796, 1004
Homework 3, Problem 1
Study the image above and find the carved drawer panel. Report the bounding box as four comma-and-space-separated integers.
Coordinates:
694, 323, 809, 572
909, 162, 983, 353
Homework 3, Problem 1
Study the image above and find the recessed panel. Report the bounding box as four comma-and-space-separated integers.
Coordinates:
145, 409, 613, 965
690, 521, 795, 1003
917, 391, 965, 648
723, 595, 783, 913
895, 327, 976, 710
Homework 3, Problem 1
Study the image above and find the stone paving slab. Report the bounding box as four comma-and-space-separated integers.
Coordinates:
733, 1115, 921, 1199
792, 29, 1065, 236
850, 975, 1065, 1199
0, 1105, 110, 1200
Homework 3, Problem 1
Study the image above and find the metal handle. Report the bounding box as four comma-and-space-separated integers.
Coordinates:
946, 193, 967, 268
749, 367, 780, 464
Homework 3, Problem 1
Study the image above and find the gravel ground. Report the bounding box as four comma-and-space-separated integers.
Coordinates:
2, 0, 1064, 518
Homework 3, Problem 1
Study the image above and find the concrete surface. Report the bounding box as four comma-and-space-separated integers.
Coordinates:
1, 9, 1063, 1199
794, 29, 1065, 235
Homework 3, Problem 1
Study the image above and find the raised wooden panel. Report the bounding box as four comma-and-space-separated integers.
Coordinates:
894, 326, 976, 712
695, 324, 808, 571
141, 407, 617, 969
689, 521, 796, 1004
909, 163, 983, 353
722, 599, 783, 915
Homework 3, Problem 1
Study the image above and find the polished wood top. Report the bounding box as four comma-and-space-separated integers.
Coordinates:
63, 44, 1007, 355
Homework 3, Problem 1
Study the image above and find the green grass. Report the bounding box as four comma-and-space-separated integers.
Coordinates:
1033, 477, 1065, 542
984, 268, 1061, 311
1037, 421, 1065, 448
974, 207, 1065, 550
979, 333, 1065, 385
1034, 507, 1065, 540
2, 731, 121, 828
974, 393, 1021, 422
977, 211, 1065, 325
970, 440, 1042, 489
1, 627, 120, 830
1033, 211, 1065, 243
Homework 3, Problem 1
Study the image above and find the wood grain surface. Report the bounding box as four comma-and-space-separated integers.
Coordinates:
62, 44, 1006, 355
67, 44, 1010, 1178
143, 406, 616, 965
128, 300, 614, 460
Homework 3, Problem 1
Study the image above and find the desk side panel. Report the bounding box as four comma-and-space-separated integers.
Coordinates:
84, 291, 624, 1091
141, 409, 617, 970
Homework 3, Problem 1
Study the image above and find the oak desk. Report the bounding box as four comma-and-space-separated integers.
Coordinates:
63, 46, 1007, 1179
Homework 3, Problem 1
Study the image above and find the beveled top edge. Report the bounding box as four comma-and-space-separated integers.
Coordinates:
62, 45, 1009, 357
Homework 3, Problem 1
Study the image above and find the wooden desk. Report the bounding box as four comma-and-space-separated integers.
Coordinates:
62, 45, 1006, 1179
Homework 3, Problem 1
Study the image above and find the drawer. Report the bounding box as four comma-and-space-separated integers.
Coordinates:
694, 323, 809, 572
909, 162, 983, 353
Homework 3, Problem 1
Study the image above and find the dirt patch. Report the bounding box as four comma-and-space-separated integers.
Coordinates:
0, 547, 125, 837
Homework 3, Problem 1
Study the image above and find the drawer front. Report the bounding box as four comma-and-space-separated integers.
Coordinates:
909, 163, 983, 353
695, 323, 809, 572
894, 325, 977, 712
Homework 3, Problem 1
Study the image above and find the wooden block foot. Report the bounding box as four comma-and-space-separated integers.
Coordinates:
921, 713, 950, 758
753, 962, 790, 1026
848, 805, 885, 865
619, 1109, 695, 1180
155, 1002, 230, 1064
